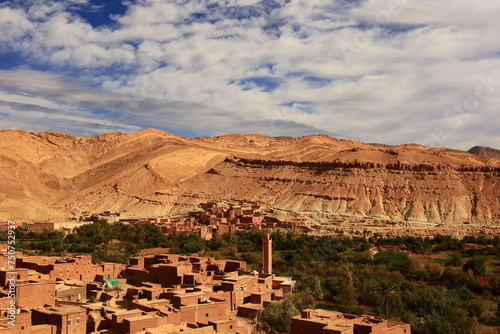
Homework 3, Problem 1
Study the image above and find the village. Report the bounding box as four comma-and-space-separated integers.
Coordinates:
0, 227, 412, 334
10, 202, 500, 333
0, 203, 303, 239
2, 202, 498, 241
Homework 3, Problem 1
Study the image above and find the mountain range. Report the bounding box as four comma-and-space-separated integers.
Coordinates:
0, 129, 498, 225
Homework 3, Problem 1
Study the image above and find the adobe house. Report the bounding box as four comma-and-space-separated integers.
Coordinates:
0, 222, 11, 232
32, 306, 87, 334
0, 309, 42, 333
0, 269, 29, 288
208, 317, 254, 333
290, 309, 411, 334
122, 313, 170, 333
15, 255, 126, 282
55, 280, 87, 303
128, 299, 182, 325
239, 216, 264, 225
15, 280, 56, 309
111, 309, 144, 332
26, 222, 58, 233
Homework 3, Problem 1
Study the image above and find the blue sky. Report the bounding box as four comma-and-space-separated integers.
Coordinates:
0, 0, 499, 150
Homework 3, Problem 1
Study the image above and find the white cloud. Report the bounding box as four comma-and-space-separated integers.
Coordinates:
0, 7, 34, 43
0, 0, 499, 149
0, 69, 332, 138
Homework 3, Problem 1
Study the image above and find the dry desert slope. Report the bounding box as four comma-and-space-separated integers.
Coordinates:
0, 129, 498, 225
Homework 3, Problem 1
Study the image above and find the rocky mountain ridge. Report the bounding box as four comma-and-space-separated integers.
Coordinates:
0, 129, 498, 226
468, 146, 500, 160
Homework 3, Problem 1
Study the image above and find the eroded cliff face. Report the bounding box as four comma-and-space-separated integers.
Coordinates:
0, 129, 498, 225
173, 157, 498, 225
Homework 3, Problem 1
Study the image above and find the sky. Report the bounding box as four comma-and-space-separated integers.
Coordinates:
0, 0, 499, 150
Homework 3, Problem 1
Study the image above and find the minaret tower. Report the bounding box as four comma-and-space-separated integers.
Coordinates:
262, 233, 272, 275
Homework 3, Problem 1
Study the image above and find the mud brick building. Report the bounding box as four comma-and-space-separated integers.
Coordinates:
239, 216, 264, 225
0, 309, 57, 334
15, 280, 56, 309
290, 309, 411, 334
16, 255, 125, 281
26, 222, 57, 233
124, 254, 246, 287
32, 306, 87, 334
0, 269, 56, 310
0, 222, 10, 232
262, 233, 272, 275
55, 280, 87, 303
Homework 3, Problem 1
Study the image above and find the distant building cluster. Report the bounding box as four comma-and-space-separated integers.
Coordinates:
3, 202, 313, 238
115, 202, 310, 239
0, 221, 66, 234
0, 221, 89, 235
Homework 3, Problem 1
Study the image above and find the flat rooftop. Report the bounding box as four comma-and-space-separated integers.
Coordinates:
238, 303, 264, 311
124, 314, 156, 322
36, 306, 85, 315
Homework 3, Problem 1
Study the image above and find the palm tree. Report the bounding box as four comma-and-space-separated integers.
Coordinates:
290, 291, 315, 310
376, 280, 400, 319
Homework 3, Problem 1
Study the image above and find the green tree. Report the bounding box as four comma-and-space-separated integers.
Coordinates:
449, 253, 464, 267
401, 256, 425, 280
296, 275, 324, 300
402, 285, 481, 334
490, 275, 500, 296
335, 285, 359, 314
463, 258, 486, 276
262, 298, 299, 333
179, 234, 204, 254
376, 279, 400, 319
289, 292, 315, 311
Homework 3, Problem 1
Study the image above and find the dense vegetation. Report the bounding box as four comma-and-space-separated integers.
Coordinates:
212, 232, 500, 334
7, 219, 500, 334
10, 218, 204, 263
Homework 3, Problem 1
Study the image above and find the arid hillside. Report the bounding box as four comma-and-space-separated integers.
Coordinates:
468, 146, 500, 160
0, 129, 498, 225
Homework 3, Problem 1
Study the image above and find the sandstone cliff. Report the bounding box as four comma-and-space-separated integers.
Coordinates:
0, 129, 498, 225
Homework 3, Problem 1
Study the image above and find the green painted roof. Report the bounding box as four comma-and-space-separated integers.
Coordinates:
104, 277, 119, 286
